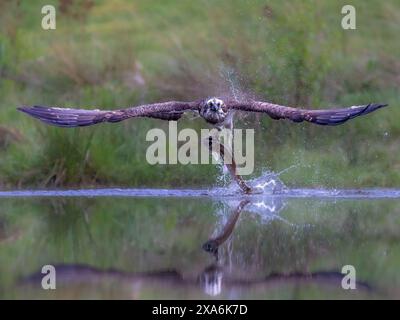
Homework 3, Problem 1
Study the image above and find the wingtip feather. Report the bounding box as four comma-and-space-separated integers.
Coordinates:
361, 103, 388, 116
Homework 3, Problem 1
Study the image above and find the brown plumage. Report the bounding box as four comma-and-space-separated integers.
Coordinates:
17, 98, 388, 128
229, 101, 388, 126
17, 101, 198, 127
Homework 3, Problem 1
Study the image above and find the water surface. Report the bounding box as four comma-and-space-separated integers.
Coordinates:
1, 189, 400, 299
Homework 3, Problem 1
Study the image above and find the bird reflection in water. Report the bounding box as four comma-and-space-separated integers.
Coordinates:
200, 198, 373, 296
200, 198, 288, 295
20, 198, 374, 298
200, 200, 250, 296
202, 200, 250, 261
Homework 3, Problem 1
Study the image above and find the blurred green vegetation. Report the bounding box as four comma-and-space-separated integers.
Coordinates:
0, 0, 399, 188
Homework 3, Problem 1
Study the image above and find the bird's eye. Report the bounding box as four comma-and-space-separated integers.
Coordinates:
217, 102, 221, 107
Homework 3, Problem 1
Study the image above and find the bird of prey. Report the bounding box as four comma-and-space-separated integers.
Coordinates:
18, 97, 387, 128
18, 97, 388, 193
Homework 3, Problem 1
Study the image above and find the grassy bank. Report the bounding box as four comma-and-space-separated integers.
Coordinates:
0, 0, 399, 188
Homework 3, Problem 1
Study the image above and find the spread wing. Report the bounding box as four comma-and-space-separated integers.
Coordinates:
17, 101, 200, 127
229, 101, 388, 126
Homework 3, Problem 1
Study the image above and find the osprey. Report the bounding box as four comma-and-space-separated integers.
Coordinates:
18, 97, 387, 128
18, 97, 388, 193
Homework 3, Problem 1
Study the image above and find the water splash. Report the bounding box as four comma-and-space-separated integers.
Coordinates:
249, 170, 287, 194
1, 188, 400, 198
250, 165, 300, 193
212, 167, 291, 196
219, 66, 242, 101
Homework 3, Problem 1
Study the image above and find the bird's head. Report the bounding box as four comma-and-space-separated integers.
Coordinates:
199, 97, 227, 124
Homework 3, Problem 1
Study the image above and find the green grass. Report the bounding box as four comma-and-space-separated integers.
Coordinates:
0, 0, 399, 188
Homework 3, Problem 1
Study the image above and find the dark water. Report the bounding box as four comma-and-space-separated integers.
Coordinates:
1, 189, 400, 299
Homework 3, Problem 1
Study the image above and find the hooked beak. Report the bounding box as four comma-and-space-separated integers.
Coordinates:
210, 104, 218, 112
